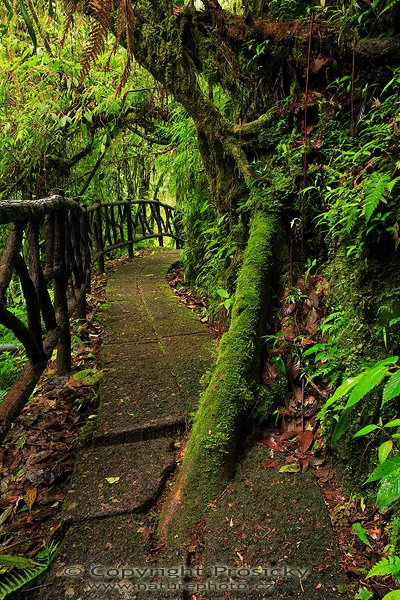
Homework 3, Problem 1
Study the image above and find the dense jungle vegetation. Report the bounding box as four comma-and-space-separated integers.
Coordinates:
1, 0, 400, 596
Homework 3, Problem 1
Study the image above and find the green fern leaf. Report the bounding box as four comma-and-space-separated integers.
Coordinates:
364, 172, 391, 224
0, 555, 38, 568
0, 565, 46, 599
367, 555, 400, 578
352, 522, 372, 547
0, 542, 58, 599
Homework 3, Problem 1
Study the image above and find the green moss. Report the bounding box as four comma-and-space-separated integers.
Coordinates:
160, 208, 281, 544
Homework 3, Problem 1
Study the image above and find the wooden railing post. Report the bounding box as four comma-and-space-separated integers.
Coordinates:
95, 205, 105, 272
126, 201, 134, 258
155, 201, 164, 247
54, 207, 71, 375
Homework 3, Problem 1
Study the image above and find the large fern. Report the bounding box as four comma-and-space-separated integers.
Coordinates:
81, 0, 112, 78
0, 542, 58, 600
363, 172, 400, 223
63, 0, 135, 90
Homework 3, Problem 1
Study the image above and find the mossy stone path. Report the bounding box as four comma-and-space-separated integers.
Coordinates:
41, 251, 214, 599
41, 251, 348, 599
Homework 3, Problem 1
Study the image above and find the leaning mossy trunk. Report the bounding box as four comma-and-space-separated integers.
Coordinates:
160, 208, 280, 544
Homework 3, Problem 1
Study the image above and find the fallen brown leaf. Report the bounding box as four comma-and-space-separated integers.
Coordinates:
297, 430, 314, 453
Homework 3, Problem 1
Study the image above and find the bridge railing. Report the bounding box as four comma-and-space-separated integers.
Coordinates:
0, 192, 180, 441
87, 199, 181, 271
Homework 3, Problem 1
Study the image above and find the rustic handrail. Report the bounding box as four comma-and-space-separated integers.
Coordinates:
86, 198, 181, 271
0, 192, 180, 442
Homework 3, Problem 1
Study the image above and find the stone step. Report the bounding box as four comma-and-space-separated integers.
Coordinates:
63, 438, 175, 525
202, 444, 349, 599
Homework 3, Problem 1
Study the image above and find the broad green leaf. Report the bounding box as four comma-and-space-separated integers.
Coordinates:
379, 440, 393, 464
324, 374, 363, 410
345, 365, 390, 410
382, 592, 400, 600
279, 463, 300, 473
377, 470, 400, 509
331, 410, 350, 446
352, 523, 372, 548
367, 555, 400, 578
355, 588, 373, 600
216, 288, 230, 299
383, 369, 400, 405
385, 419, 400, 428
366, 457, 400, 483
374, 356, 399, 367
353, 424, 379, 438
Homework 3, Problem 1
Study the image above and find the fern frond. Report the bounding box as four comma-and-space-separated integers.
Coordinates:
115, 0, 136, 96
367, 555, 400, 579
0, 564, 48, 599
61, 0, 81, 46
81, 0, 112, 79
0, 541, 58, 600
363, 172, 391, 224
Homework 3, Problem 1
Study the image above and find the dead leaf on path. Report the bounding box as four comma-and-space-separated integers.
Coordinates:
285, 455, 297, 463
23, 487, 37, 510
264, 459, 280, 469
276, 430, 297, 442
26, 450, 53, 467
300, 459, 310, 473
297, 430, 314, 453
310, 56, 330, 73
137, 526, 153, 537
315, 468, 334, 483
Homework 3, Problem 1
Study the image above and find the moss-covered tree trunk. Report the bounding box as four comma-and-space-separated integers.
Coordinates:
160, 208, 280, 543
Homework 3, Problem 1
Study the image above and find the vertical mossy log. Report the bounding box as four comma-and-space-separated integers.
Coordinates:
160, 208, 279, 544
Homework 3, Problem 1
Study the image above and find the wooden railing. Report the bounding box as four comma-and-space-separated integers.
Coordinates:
0, 192, 180, 442
87, 199, 180, 271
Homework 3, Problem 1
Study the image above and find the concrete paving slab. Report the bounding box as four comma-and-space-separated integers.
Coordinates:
95, 342, 187, 443
202, 443, 349, 599
40, 514, 185, 599
63, 438, 175, 524
161, 333, 216, 412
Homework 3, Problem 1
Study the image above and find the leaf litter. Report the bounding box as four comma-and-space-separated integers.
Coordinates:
0, 261, 121, 586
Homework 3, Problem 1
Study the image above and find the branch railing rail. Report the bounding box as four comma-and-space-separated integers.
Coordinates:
87, 198, 181, 271
0, 192, 181, 442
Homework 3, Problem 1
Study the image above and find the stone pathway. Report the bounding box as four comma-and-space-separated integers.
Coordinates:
40, 251, 349, 599
41, 251, 215, 599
